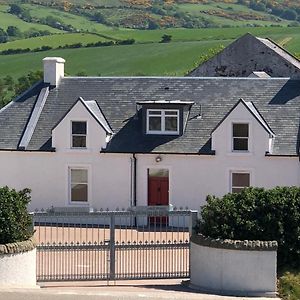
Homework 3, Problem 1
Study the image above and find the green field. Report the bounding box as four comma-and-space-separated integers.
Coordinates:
0, 33, 112, 51
22, 4, 113, 32
0, 40, 230, 78
0, 5, 63, 33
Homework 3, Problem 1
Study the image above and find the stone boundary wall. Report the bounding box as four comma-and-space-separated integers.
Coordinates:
190, 234, 278, 251
0, 237, 37, 287
190, 234, 278, 297
0, 237, 36, 254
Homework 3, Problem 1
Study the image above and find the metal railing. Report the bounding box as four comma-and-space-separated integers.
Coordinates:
33, 207, 198, 282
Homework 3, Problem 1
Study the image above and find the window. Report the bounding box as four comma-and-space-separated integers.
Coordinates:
70, 168, 88, 202
72, 121, 87, 148
147, 109, 179, 134
231, 172, 250, 193
232, 123, 249, 151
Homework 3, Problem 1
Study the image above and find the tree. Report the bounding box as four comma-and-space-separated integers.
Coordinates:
160, 34, 172, 43
14, 70, 43, 95
9, 3, 23, 15
6, 26, 21, 37
148, 19, 160, 30
93, 12, 105, 23
281, 9, 298, 21
0, 28, 8, 43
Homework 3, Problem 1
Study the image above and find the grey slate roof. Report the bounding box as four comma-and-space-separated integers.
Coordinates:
0, 77, 299, 156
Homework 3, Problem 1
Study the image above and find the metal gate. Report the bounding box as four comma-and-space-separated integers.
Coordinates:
33, 207, 197, 282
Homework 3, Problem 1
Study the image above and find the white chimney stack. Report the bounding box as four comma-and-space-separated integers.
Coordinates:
43, 57, 65, 86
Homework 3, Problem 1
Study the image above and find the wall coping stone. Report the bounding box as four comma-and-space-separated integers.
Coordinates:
0, 237, 36, 255
191, 234, 278, 251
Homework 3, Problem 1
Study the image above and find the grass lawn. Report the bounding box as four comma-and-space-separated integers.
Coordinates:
278, 268, 300, 300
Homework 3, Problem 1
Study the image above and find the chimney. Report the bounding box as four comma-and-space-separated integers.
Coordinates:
43, 57, 65, 86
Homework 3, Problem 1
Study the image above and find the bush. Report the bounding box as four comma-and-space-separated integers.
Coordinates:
0, 186, 33, 244
196, 187, 300, 267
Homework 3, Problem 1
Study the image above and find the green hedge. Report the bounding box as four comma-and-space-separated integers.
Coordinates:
0, 186, 33, 244
196, 187, 300, 267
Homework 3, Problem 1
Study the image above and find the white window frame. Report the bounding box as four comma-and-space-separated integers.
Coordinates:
232, 122, 249, 152
230, 171, 251, 193
69, 167, 89, 205
146, 109, 179, 135
71, 120, 87, 149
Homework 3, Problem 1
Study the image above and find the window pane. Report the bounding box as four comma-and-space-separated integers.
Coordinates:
72, 136, 86, 148
232, 173, 250, 187
233, 124, 248, 137
233, 138, 248, 150
148, 111, 162, 115
148, 169, 169, 178
165, 111, 178, 116
72, 122, 86, 134
71, 184, 88, 202
165, 116, 178, 131
149, 116, 161, 131
71, 169, 88, 183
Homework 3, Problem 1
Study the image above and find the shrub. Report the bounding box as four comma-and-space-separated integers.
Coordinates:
0, 186, 33, 244
196, 187, 300, 267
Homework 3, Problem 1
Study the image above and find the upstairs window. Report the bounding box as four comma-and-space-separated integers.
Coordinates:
231, 172, 250, 193
72, 121, 87, 148
147, 109, 179, 135
232, 123, 249, 151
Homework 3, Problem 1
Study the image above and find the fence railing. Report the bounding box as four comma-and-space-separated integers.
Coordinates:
33, 207, 198, 282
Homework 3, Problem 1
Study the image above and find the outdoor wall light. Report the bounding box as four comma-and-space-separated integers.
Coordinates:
155, 155, 162, 163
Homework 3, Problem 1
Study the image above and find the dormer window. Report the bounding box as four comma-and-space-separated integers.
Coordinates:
232, 123, 249, 151
72, 121, 87, 148
147, 109, 179, 135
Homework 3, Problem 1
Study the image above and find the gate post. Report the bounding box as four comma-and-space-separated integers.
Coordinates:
189, 210, 198, 236
109, 213, 116, 281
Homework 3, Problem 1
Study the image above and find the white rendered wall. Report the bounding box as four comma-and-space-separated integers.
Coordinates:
135, 153, 299, 210
211, 101, 270, 155
0, 249, 36, 287
0, 152, 298, 211
0, 151, 131, 211
52, 100, 107, 151
0, 97, 299, 210
190, 242, 277, 296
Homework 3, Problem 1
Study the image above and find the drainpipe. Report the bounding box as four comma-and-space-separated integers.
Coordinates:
133, 153, 137, 207
131, 153, 137, 207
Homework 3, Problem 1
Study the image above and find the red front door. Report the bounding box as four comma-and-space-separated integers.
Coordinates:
148, 169, 169, 225
148, 177, 169, 206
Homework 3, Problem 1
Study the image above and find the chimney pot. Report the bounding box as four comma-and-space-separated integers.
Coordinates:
43, 57, 65, 86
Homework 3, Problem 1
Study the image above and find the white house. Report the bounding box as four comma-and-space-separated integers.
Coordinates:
0, 57, 299, 211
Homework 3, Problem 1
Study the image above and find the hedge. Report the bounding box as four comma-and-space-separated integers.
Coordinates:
196, 187, 300, 267
0, 186, 33, 244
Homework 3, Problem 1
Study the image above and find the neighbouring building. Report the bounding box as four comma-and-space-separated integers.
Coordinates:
188, 33, 300, 78
0, 56, 299, 211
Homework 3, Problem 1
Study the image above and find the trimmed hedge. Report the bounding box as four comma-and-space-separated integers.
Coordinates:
0, 186, 33, 244
196, 187, 300, 267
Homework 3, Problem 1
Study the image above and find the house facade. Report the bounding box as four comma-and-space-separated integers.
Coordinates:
0, 57, 299, 211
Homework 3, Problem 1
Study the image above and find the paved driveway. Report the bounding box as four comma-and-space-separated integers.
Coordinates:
0, 279, 279, 300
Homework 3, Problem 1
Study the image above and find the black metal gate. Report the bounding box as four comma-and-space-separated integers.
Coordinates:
33, 207, 197, 282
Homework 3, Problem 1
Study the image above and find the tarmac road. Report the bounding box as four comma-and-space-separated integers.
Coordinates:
0, 280, 278, 300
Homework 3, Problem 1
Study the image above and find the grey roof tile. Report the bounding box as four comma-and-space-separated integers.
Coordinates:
0, 77, 299, 156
